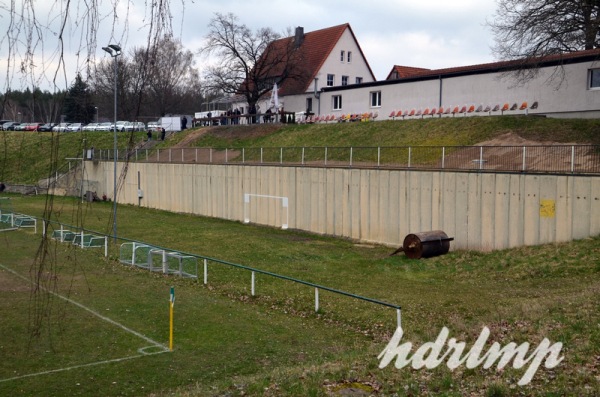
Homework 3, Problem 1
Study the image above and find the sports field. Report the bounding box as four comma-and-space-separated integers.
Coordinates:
1, 194, 599, 396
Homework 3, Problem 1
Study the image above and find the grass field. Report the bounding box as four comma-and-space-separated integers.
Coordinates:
0, 194, 598, 396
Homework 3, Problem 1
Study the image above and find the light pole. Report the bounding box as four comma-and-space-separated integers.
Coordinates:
102, 43, 121, 243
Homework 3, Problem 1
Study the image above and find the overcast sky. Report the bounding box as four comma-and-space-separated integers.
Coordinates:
0, 0, 499, 90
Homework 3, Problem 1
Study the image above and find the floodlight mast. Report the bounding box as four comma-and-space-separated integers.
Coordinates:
103, 44, 122, 243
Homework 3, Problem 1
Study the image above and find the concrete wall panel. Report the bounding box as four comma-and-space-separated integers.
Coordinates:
85, 162, 600, 251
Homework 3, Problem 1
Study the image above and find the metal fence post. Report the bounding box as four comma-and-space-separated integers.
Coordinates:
522, 146, 527, 171
260, 147, 263, 164
408, 147, 411, 168
571, 146, 575, 173
315, 287, 319, 312
442, 147, 445, 169
325, 147, 328, 166
350, 147, 353, 167
203, 258, 208, 284
280, 147, 283, 164
251, 271, 255, 296
479, 146, 484, 170
377, 147, 381, 167
302, 147, 305, 165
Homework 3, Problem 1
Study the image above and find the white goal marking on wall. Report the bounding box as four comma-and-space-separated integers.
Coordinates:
243, 193, 289, 230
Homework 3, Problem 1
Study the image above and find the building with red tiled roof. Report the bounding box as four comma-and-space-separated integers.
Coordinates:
233, 23, 376, 117
386, 66, 431, 80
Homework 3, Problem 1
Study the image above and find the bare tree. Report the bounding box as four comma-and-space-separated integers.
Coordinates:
145, 36, 202, 116
488, 0, 600, 83
200, 13, 307, 111
91, 37, 203, 120
0, 0, 185, 340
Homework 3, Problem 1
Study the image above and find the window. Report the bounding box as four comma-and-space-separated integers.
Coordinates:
327, 74, 335, 87
347, 51, 352, 63
590, 69, 600, 89
340, 50, 345, 62
341, 75, 349, 86
355, 77, 363, 84
333, 95, 342, 110
370, 91, 381, 107
306, 97, 313, 113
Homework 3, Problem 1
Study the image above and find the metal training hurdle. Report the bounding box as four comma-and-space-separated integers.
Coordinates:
119, 242, 198, 279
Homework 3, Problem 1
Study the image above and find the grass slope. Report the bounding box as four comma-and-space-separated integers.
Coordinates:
2, 116, 600, 184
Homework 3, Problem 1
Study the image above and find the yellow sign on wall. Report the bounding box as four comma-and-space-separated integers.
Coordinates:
540, 199, 556, 218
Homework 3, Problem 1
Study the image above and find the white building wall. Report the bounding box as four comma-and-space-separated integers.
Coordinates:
312, 28, 375, 92
316, 59, 600, 119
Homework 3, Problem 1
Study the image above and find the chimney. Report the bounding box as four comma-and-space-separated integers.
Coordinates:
294, 26, 304, 48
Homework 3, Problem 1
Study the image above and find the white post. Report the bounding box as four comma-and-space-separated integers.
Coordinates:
242, 148, 245, 163
195, 148, 198, 163
302, 147, 305, 165
104, 236, 108, 257
60, 224, 64, 242
350, 147, 353, 167
162, 250, 167, 274
408, 147, 411, 168
377, 147, 381, 167
397, 308, 402, 329
169, 148, 172, 163
325, 147, 328, 166
203, 258, 208, 284
442, 147, 446, 169
42, 219, 46, 237
210, 148, 213, 163
132, 242, 137, 265
571, 146, 575, 173
479, 146, 483, 170
80, 230, 84, 248
315, 287, 319, 312
522, 146, 527, 171
260, 147, 263, 164
251, 271, 255, 296
280, 147, 283, 164
181, 148, 184, 162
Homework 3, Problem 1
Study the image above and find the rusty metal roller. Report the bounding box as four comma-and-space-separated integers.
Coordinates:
391, 230, 454, 259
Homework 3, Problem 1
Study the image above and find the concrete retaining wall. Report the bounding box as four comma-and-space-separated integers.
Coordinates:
84, 161, 600, 251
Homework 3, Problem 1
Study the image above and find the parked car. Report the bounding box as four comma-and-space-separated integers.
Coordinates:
38, 123, 56, 132
13, 123, 27, 131
23, 123, 43, 131
52, 123, 70, 132
96, 122, 113, 131
82, 123, 101, 131
123, 121, 145, 131
2, 121, 18, 131
147, 121, 161, 131
66, 123, 82, 132
115, 121, 128, 131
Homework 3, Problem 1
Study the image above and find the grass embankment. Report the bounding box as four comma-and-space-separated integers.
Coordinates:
2, 116, 600, 184
1, 194, 598, 396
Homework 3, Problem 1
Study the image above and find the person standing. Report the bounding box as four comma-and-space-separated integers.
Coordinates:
161, 127, 166, 141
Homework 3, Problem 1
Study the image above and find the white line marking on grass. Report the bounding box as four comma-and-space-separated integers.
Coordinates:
0, 264, 170, 382
0, 351, 165, 383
